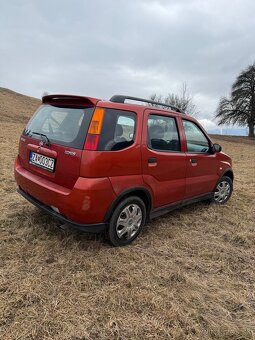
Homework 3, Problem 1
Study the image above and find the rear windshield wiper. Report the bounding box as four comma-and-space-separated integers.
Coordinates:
32, 132, 51, 146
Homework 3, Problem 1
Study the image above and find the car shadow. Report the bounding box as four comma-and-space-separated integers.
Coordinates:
26, 200, 210, 249
26, 207, 108, 249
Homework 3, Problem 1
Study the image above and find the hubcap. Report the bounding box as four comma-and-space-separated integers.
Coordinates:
214, 181, 231, 203
116, 204, 142, 240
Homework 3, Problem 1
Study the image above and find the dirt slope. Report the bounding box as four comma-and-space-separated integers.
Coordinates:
0, 87, 40, 124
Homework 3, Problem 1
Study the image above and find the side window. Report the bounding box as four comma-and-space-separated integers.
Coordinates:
116, 116, 135, 141
147, 114, 180, 152
98, 109, 136, 151
183, 120, 210, 153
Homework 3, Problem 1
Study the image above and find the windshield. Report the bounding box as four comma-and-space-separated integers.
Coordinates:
24, 105, 94, 149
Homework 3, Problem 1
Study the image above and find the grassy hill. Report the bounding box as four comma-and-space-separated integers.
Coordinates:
0, 89, 255, 339
0, 87, 40, 124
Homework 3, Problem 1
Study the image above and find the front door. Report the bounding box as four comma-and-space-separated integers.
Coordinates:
141, 111, 186, 208
182, 119, 218, 198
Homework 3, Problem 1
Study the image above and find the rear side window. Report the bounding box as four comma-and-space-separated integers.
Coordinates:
183, 120, 210, 153
148, 114, 180, 152
24, 105, 94, 149
97, 109, 136, 151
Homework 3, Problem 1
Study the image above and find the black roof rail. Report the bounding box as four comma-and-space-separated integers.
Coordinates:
109, 95, 185, 114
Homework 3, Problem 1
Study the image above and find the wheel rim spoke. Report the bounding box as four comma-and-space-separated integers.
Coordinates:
123, 206, 131, 219
117, 224, 129, 238
127, 226, 133, 239
134, 216, 142, 226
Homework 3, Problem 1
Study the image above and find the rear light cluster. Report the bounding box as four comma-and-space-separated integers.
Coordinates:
84, 107, 105, 150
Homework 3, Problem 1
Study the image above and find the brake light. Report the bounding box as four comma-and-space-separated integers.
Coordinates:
84, 107, 105, 150
84, 134, 100, 151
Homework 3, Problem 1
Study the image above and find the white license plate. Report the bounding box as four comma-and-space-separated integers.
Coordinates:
29, 151, 55, 172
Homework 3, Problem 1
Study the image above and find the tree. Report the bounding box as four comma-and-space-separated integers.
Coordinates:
215, 63, 255, 138
42, 91, 49, 97
149, 83, 198, 116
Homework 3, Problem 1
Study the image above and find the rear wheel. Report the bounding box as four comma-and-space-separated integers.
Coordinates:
212, 176, 233, 204
107, 196, 146, 246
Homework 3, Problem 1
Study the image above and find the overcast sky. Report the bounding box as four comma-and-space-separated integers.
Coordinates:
1, 0, 255, 129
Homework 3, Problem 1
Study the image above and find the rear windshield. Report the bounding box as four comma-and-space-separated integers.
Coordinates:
23, 105, 94, 149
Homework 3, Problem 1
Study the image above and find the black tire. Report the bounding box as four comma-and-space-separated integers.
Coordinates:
211, 176, 233, 204
107, 196, 146, 247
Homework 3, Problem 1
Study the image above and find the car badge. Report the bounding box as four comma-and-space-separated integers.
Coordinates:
64, 150, 76, 156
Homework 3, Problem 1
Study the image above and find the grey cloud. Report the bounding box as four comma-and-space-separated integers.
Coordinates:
1, 0, 255, 125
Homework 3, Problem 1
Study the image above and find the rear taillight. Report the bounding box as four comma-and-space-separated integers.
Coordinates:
84, 134, 100, 151
84, 107, 105, 150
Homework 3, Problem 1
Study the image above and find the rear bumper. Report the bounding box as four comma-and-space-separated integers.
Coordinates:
14, 156, 116, 225
17, 187, 107, 233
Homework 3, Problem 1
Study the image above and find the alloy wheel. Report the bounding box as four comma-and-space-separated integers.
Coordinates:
116, 204, 142, 240
214, 180, 231, 203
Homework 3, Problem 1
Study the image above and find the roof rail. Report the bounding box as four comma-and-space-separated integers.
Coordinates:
109, 95, 185, 114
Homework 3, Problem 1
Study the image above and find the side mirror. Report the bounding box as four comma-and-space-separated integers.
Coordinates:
213, 143, 222, 152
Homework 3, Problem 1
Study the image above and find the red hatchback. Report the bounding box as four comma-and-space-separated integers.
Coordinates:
15, 94, 233, 246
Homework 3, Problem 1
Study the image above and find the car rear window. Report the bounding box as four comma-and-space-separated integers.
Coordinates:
97, 109, 136, 151
23, 105, 94, 149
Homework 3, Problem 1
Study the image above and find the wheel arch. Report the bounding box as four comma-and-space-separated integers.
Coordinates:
222, 169, 234, 182
104, 187, 153, 222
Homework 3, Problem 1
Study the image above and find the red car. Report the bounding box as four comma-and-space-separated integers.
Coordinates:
15, 94, 233, 246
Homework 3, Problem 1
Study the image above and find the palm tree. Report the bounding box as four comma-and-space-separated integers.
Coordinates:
215, 63, 255, 138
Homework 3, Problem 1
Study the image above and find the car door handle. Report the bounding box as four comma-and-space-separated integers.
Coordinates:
190, 158, 198, 164
148, 157, 157, 166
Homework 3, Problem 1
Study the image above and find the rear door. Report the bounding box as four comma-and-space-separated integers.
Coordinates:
141, 110, 186, 208
19, 101, 94, 189
181, 119, 218, 198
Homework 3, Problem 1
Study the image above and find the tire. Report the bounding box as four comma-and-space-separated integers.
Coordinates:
107, 196, 146, 247
211, 176, 233, 204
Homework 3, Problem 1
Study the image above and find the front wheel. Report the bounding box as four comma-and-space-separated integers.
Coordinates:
212, 176, 233, 204
107, 196, 146, 247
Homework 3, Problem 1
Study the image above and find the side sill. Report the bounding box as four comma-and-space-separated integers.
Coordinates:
17, 188, 107, 233
150, 193, 213, 219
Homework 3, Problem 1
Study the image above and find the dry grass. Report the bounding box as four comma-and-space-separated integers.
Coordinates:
0, 87, 40, 124
1, 90, 255, 339
209, 134, 255, 145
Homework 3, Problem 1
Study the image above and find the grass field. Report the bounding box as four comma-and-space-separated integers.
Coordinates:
0, 89, 255, 339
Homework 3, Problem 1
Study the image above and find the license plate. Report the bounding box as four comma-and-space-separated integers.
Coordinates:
29, 151, 55, 172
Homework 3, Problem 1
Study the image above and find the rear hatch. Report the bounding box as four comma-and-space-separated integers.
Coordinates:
18, 95, 97, 189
